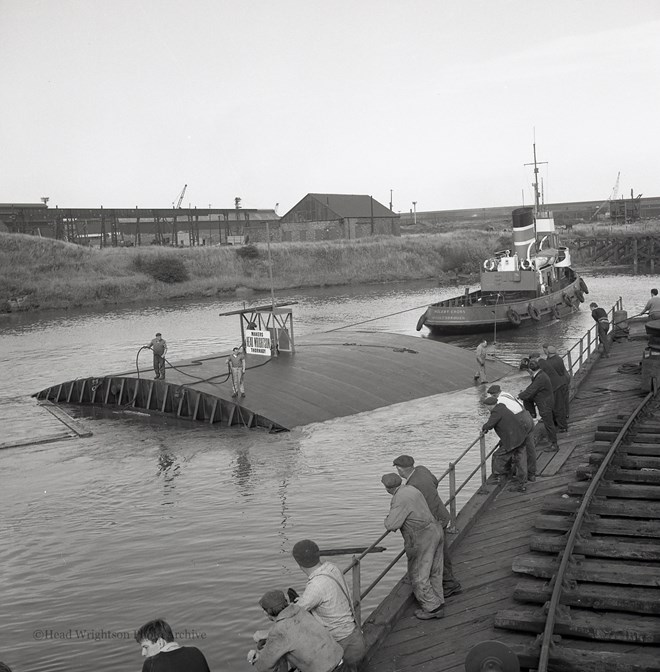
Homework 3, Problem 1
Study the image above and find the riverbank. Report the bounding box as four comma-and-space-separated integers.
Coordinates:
0, 230, 501, 313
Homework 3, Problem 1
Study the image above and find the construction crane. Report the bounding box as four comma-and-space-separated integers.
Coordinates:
590, 171, 620, 221
174, 184, 187, 209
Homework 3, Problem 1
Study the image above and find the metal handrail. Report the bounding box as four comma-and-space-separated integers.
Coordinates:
342, 432, 501, 624
344, 298, 625, 626
537, 378, 658, 671
563, 297, 622, 376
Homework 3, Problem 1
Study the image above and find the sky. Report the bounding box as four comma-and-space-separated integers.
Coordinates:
1, 0, 659, 214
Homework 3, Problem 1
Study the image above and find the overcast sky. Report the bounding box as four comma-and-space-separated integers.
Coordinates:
2, 0, 659, 214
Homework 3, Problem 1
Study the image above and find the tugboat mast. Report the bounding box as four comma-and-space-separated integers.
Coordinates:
525, 141, 548, 216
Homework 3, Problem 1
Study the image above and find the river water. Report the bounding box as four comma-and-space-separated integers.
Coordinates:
0, 273, 651, 671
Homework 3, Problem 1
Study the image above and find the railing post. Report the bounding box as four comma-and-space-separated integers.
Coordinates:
579, 335, 585, 365
351, 555, 362, 627
448, 461, 457, 525
566, 350, 574, 376
479, 435, 487, 487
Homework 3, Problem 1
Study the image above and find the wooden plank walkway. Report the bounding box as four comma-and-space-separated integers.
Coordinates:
364, 334, 650, 671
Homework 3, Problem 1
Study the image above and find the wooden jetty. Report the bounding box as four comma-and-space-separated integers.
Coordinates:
363, 321, 659, 671
570, 235, 659, 273
33, 330, 513, 431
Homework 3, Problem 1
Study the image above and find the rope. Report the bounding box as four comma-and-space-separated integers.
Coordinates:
617, 363, 642, 375
295, 342, 418, 354
323, 302, 433, 333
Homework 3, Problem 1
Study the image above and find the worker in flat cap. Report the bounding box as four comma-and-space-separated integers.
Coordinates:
481, 396, 528, 491
248, 589, 343, 672
381, 472, 445, 619
486, 385, 536, 483
287, 540, 365, 671
145, 332, 167, 380
392, 455, 461, 597
518, 354, 558, 452
542, 344, 571, 430
529, 351, 567, 433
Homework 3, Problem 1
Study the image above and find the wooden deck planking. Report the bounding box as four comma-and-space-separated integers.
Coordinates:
364, 334, 649, 671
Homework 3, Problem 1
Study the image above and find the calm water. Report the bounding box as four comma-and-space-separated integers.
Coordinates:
0, 274, 651, 671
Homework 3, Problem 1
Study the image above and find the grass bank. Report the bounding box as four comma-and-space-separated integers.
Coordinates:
0, 230, 504, 312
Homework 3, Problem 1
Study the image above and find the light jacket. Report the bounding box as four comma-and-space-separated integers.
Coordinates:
384, 484, 435, 548
255, 604, 342, 672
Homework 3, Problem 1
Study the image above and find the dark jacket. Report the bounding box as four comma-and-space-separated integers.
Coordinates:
591, 307, 608, 323
537, 358, 564, 391
482, 402, 527, 451
519, 370, 554, 413
547, 354, 570, 385
406, 465, 452, 528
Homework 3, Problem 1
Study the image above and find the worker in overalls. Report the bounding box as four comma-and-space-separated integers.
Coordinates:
146, 332, 167, 380
228, 346, 246, 398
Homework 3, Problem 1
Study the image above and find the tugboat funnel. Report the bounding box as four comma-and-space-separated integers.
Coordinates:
512, 207, 535, 260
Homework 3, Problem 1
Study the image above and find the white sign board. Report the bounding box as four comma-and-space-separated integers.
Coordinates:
245, 329, 272, 356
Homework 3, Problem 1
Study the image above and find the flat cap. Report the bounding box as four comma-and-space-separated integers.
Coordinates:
529, 352, 541, 359
483, 396, 498, 405
546, 345, 557, 354
259, 590, 288, 612
381, 473, 402, 489
392, 455, 414, 468
292, 539, 320, 568
486, 384, 501, 394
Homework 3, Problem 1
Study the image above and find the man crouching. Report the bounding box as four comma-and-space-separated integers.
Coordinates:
248, 590, 343, 672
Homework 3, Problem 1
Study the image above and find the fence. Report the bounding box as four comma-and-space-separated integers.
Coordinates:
342, 297, 623, 627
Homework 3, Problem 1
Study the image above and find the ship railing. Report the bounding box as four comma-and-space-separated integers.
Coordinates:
562, 297, 622, 376
342, 297, 624, 626
342, 431, 498, 626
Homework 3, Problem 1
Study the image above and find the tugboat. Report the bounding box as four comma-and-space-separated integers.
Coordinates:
416, 148, 588, 335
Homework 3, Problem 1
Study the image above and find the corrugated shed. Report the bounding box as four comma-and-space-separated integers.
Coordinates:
281, 193, 395, 222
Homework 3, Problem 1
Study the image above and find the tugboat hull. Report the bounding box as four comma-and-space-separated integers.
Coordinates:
418, 276, 587, 335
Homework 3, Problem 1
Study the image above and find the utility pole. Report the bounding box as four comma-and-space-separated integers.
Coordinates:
412, 201, 417, 225
389, 189, 393, 212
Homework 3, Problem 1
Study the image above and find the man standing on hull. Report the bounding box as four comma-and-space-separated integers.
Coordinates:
392, 455, 462, 597
474, 339, 488, 384
228, 346, 246, 397
146, 332, 167, 380
381, 472, 445, 619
